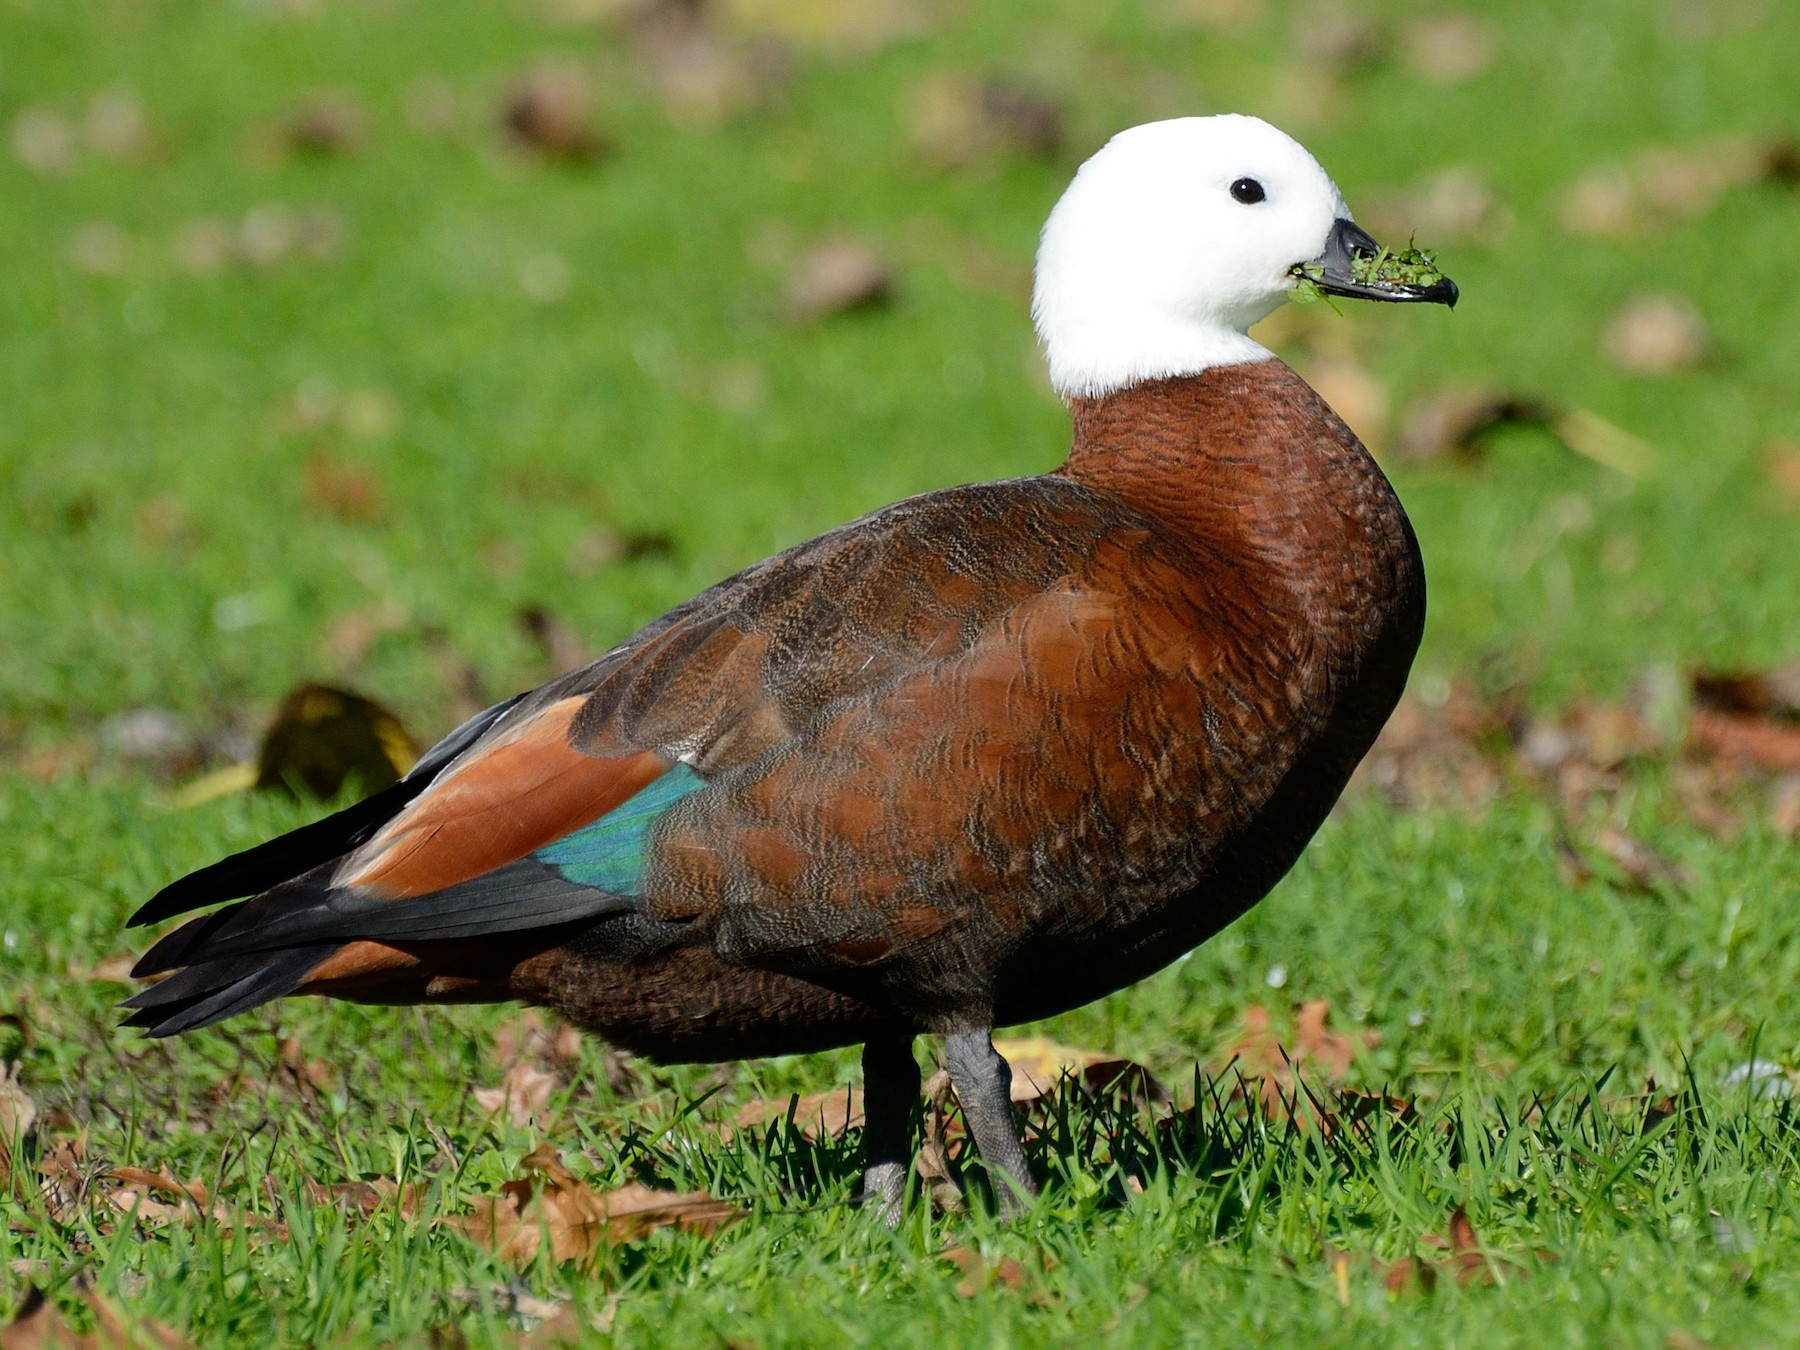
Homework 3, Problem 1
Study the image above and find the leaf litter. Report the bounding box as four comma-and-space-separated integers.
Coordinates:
451, 1144, 740, 1266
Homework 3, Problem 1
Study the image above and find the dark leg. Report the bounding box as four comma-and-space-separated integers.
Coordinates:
860, 1035, 919, 1224
941, 1028, 1036, 1219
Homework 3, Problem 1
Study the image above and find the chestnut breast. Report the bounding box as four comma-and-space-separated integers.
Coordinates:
612, 359, 1423, 1026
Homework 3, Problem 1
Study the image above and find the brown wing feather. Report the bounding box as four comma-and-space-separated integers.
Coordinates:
338, 697, 669, 898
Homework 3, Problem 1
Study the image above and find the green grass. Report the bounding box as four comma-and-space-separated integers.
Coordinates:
3, 0, 1800, 1343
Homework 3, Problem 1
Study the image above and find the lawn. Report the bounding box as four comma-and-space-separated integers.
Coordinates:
3, 0, 1799, 1344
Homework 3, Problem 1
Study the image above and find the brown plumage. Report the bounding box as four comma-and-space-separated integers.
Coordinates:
128, 114, 1451, 1219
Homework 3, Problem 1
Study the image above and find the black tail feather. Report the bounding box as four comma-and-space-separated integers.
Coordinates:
130, 692, 527, 929
120, 945, 339, 1037
130, 784, 417, 929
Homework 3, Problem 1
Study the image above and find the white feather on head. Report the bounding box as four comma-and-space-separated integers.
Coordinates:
1032, 115, 1352, 400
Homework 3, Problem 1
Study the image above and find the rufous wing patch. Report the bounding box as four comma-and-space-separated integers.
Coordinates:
340, 697, 670, 899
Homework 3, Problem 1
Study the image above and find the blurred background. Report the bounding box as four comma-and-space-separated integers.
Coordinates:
3, 0, 1797, 790
3, 7, 1800, 1338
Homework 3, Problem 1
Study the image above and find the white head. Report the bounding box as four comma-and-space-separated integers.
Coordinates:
1032, 115, 1353, 399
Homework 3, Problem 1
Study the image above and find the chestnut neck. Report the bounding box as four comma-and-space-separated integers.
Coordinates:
1056, 359, 1416, 615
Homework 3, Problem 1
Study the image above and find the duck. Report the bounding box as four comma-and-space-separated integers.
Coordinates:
126, 114, 1455, 1220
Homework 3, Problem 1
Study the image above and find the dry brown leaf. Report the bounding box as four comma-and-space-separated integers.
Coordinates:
721, 0, 929, 59
1693, 665, 1800, 721
732, 1087, 863, 1140
1602, 293, 1709, 376
517, 608, 590, 675
1362, 166, 1510, 250
942, 1245, 1035, 1299
10, 108, 78, 175
916, 1068, 965, 1213
0, 1286, 194, 1350
1690, 709, 1800, 773
255, 683, 417, 799
785, 237, 893, 321
272, 93, 365, 158
278, 1036, 333, 1092
0, 1064, 37, 1190
1560, 133, 1796, 238
69, 954, 137, 984
473, 1064, 560, 1128
502, 61, 609, 161
301, 452, 387, 524
992, 1037, 1168, 1108
107, 1167, 211, 1227
1399, 12, 1499, 86
84, 89, 152, 161
1591, 825, 1691, 893
1352, 680, 1507, 811
625, 1, 785, 126
492, 1011, 585, 1071
1394, 386, 1550, 464
1419, 1205, 1554, 1286
453, 1145, 739, 1266
304, 1177, 428, 1220
1770, 775, 1800, 838
1766, 441, 1800, 509
1216, 1000, 1378, 1125
906, 73, 1063, 170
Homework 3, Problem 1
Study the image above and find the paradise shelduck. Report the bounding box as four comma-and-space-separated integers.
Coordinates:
127, 115, 1455, 1219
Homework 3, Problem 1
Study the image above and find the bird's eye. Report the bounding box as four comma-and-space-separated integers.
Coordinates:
1229, 177, 1266, 205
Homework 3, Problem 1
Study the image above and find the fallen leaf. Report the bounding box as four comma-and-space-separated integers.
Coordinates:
915, 1068, 965, 1213
1560, 133, 1796, 238
502, 61, 609, 161
1602, 293, 1709, 376
235, 203, 345, 267
1771, 775, 1800, 837
453, 1145, 739, 1265
731, 1087, 864, 1139
1399, 12, 1499, 85
1294, 4, 1383, 70
626, 1, 786, 126
9, 1286, 194, 1350
108, 1166, 208, 1209
522, 1299, 619, 1347
906, 73, 1064, 170
1216, 1000, 1378, 1125
992, 1037, 1168, 1108
1690, 709, 1800, 773
1394, 386, 1550, 464
272, 92, 365, 158
68, 954, 138, 984
83, 89, 153, 161
1762, 440, 1800, 511
1362, 165, 1510, 249
302, 451, 387, 524
1352, 679, 1509, 810
1693, 665, 1800, 721
66, 222, 129, 276
1588, 825, 1690, 893
10, 107, 77, 175
0, 1064, 37, 1190
517, 607, 590, 675
474, 1063, 561, 1128
492, 1011, 585, 1071
255, 683, 417, 799
785, 237, 893, 321
721, 0, 930, 59
278, 1037, 333, 1092
942, 1245, 1034, 1298
305, 1177, 427, 1220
